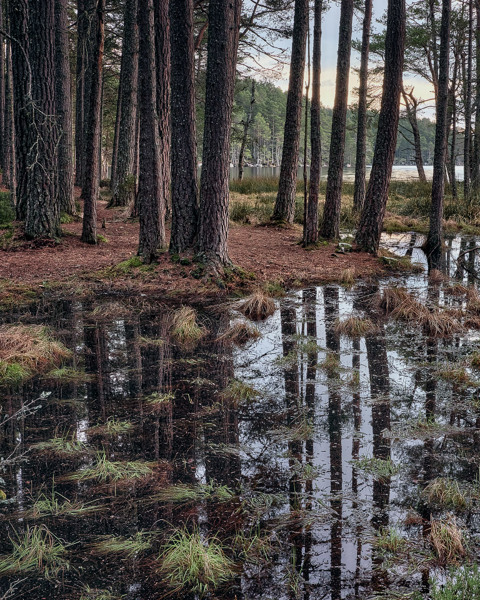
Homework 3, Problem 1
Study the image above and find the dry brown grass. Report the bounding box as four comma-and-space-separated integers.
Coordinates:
340, 268, 355, 286
421, 310, 463, 337
334, 316, 379, 338
217, 320, 260, 345
430, 515, 466, 564
171, 307, 207, 348
379, 287, 412, 314
463, 317, 480, 330
234, 291, 276, 321
429, 269, 447, 283
0, 325, 70, 377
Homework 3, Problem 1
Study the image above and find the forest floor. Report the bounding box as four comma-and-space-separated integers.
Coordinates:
0, 194, 384, 301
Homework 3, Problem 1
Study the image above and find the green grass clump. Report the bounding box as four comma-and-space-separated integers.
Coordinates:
431, 565, 480, 599
88, 418, 135, 437
353, 456, 399, 482
374, 526, 407, 553
153, 482, 234, 504
79, 587, 120, 600
23, 491, 102, 519
65, 452, 154, 484
91, 532, 152, 558
31, 436, 89, 459
171, 306, 207, 347
0, 362, 29, 386
0, 525, 69, 579
159, 528, 235, 596
423, 478, 469, 510
221, 379, 260, 406
46, 366, 91, 383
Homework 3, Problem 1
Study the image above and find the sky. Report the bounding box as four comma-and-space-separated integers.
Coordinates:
254, 0, 434, 110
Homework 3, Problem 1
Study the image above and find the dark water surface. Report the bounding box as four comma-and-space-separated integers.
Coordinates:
1, 235, 480, 599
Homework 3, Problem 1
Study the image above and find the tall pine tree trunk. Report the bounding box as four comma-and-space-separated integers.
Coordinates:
320, 0, 355, 239
25, 0, 60, 239
472, 0, 480, 195
110, 81, 121, 190
272, 0, 309, 224
424, 0, 450, 271
81, 0, 105, 244
463, 0, 473, 202
353, 0, 373, 213
4, 38, 16, 200
354, 0, 406, 254
169, 0, 199, 253
197, 0, 242, 269
110, 0, 138, 207
0, 1, 5, 174
75, 0, 86, 187
137, 0, 166, 261
154, 0, 171, 216
402, 89, 427, 183
9, 0, 29, 220
55, 0, 75, 215
304, 0, 322, 245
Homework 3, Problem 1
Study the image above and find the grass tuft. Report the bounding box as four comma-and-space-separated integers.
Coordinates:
430, 515, 466, 565
31, 436, 89, 459
65, 452, 154, 484
234, 291, 276, 321
334, 316, 379, 338
217, 320, 260, 345
423, 478, 469, 510
171, 306, 207, 348
91, 532, 152, 558
158, 528, 235, 596
431, 565, 480, 599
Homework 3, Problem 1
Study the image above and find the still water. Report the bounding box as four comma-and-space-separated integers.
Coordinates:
1, 235, 480, 599
229, 165, 467, 182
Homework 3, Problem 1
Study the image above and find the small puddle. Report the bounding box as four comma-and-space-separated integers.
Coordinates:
1, 235, 480, 599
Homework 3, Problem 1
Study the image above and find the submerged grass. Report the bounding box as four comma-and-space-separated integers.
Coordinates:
353, 456, 399, 482
0, 525, 69, 579
153, 482, 235, 504
87, 418, 135, 437
158, 528, 235, 596
31, 436, 89, 459
22, 491, 102, 519
65, 452, 154, 484
91, 532, 152, 558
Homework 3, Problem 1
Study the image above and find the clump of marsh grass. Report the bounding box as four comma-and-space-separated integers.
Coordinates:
430, 565, 480, 599
437, 366, 474, 387
158, 528, 235, 596
374, 527, 407, 554
0, 525, 69, 579
379, 287, 413, 314
339, 268, 355, 286
45, 366, 92, 383
90, 532, 152, 558
334, 316, 379, 338
421, 309, 463, 337
217, 320, 260, 345
234, 291, 276, 321
152, 482, 235, 505
30, 435, 90, 459
22, 491, 102, 519
65, 452, 154, 484
145, 391, 175, 413
319, 352, 341, 377
88, 418, 135, 438
0, 325, 71, 385
423, 478, 469, 511
221, 379, 260, 407
430, 515, 466, 564
171, 306, 207, 347
354, 456, 399, 482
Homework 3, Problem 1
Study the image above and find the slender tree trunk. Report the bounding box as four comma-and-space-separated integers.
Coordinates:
169, 0, 198, 253
154, 0, 171, 216
320, 0, 355, 239
110, 0, 139, 207
447, 52, 458, 199
272, 0, 309, 224
25, 0, 60, 239
304, 0, 322, 245
81, 0, 105, 244
197, 0, 242, 269
55, 0, 75, 215
238, 80, 255, 182
472, 0, 480, 195
110, 79, 121, 190
9, 0, 29, 220
424, 0, 450, 271
464, 0, 473, 202
0, 1, 5, 174
402, 89, 427, 183
75, 0, 86, 187
354, 0, 406, 254
4, 38, 15, 200
303, 26, 311, 228
353, 0, 373, 213
137, 0, 166, 261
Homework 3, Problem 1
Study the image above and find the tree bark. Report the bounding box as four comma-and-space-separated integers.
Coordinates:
0, 1, 6, 174
463, 0, 473, 202
9, 0, 29, 220
81, 0, 105, 244
424, 0, 450, 271
320, 0, 355, 239
169, 0, 199, 253
110, 0, 139, 207
4, 38, 16, 200
75, 0, 86, 187
197, 0, 242, 269
353, 0, 373, 213
137, 0, 166, 261
154, 0, 171, 216
55, 0, 75, 215
304, 0, 322, 245
272, 0, 309, 224
354, 0, 406, 254
109, 78, 121, 190
25, 0, 60, 239
472, 0, 480, 195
